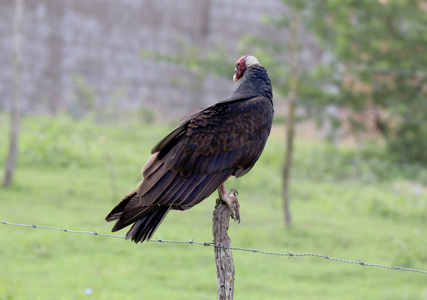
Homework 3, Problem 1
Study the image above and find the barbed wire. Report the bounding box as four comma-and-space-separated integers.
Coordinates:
2, 220, 427, 275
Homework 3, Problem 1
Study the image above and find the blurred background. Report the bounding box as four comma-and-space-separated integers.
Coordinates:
1, 0, 426, 299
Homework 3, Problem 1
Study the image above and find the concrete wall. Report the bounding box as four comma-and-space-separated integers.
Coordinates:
0, 0, 323, 120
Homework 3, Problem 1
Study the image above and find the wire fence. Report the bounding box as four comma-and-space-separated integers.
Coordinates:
2, 220, 427, 275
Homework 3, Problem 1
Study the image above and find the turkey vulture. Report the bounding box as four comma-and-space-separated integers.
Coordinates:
106, 55, 273, 243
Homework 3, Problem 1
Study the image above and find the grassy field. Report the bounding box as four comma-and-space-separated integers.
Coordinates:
1, 114, 426, 299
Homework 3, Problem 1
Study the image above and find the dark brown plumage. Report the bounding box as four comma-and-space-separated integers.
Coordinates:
106, 55, 274, 243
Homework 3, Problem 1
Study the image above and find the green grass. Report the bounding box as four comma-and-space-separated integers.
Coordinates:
0, 114, 426, 299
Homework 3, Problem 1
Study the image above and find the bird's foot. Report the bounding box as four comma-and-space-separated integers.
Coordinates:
217, 185, 240, 223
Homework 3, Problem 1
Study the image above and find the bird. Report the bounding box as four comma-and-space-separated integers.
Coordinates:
106, 55, 274, 243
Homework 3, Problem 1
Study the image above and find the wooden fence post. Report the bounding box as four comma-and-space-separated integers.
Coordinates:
213, 198, 235, 300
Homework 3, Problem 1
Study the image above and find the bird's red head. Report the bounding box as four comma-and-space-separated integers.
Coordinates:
233, 55, 260, 84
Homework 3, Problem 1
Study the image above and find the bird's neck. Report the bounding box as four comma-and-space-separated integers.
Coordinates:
234, 65, 273, 101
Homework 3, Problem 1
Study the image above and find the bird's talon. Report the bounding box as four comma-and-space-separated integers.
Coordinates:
234, 208, 241, 224
217, 185, 241, 223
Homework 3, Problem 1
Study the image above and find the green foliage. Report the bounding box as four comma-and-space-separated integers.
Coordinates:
136, 108, 156, 124
388, 117, 427, 164
0, 113, 168, 169
283, 0, 427, 163
68, 74, 157, 123
1, 116, 427, 299
71, 74, 96, 118
142, 42, 231, 78
4, 114, 104, 168
290, 142, 427, 184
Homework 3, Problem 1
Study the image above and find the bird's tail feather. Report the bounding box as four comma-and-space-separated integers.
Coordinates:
105, 191, 171, 243
125, 206, 171, 243
105, 190, 137, 222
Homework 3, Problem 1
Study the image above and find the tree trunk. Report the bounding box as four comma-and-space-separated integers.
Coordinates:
4, 0, 24, 187
213, 200, 235, 300
283, 18, 299, 228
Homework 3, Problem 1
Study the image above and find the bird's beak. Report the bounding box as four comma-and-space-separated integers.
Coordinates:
233, 73, 238, 84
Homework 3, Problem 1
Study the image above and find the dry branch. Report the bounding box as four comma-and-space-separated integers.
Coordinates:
283, 18, 299, 228
4, 0, 24, 187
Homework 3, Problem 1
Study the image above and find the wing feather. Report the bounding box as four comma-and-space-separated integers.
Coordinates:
178, 171, 231, 206
180, 152, 199, 177
163, 174, 208, 205
152, 125, 187, 157
139, 170, 179, 204
141, 153, 161, 177
156, 173, 188, 201
138, 163, 168, 197
163, 143, 184, 170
